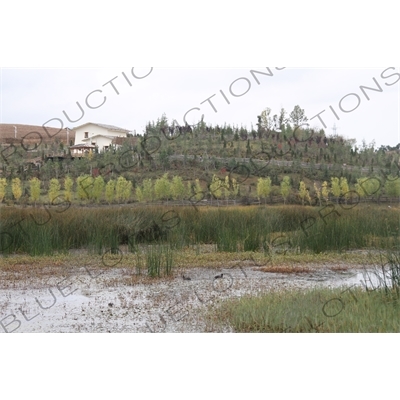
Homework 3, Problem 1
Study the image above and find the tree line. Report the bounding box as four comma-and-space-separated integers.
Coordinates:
257, 175, 400, 205
1, 173, 399, 206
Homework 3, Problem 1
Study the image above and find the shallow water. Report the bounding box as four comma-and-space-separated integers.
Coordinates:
335, 268, 397, 291
1, 264, 399, 333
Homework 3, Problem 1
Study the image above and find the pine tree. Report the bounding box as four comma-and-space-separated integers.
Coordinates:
246, 140, 251, 157
29, 177, 41, 206
12, 178, 23, 203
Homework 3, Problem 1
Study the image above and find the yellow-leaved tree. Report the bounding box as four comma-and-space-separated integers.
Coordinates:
64, 176, 74, 202
154, 174, 171, 203
12, 178, 23, 203
321, 181, 330, 203
142, 179, 154, 202
105, 179, 115, 204
171, 175, 186, 203
77, 175, 93, 201
298, 181, 311, 206
48, 178, 61, 203
330, 177, 341, 204
280, 176, 291, 205
29, 177, 41, 206
209, 175, 223, 205
340, 177, 350, 204
93, 176, 106, 203
314, 182, 322, 206
194, 179, 204, 201
257, 177, 272, 204
0, 178, 7, 203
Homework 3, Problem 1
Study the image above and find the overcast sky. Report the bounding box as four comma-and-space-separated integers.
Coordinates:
1, 67, 399, 148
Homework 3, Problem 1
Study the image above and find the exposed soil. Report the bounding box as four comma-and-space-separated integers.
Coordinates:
0, 260, 370, 333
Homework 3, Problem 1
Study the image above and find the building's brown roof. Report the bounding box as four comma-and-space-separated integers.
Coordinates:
111, 136, 139, 146
0, 124, 75, 146
70, 144, 96, 149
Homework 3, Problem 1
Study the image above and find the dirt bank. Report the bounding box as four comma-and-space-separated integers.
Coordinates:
0, 261, 368, 333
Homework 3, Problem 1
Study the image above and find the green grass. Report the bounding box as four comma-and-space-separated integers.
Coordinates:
214, 286, 400, 333
213, 249, 400, 333
135, 244, 174, 277
147, 245, 173, 277
1, 204, 398, 256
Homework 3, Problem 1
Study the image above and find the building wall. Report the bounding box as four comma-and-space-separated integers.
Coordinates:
71, 147, 94, 155
91, 136, 115, 151
74, 124, 128, 146
75, 125, 108, 144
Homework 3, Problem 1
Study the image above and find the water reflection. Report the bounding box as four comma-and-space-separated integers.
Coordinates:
344, 267, 398, 291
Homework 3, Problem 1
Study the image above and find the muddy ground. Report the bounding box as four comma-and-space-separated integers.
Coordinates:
0, 260, 371, 333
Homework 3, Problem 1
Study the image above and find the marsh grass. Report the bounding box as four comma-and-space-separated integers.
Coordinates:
1, 204, 398, 256
214, 251, 400, 333
216, 228, 239, 252
243, 230, 262, 252
214, 286, 400, 333
289, 206, 400, 253
146, 245, 174, 277
135, 244, 174, 277
363, 250, 400, 299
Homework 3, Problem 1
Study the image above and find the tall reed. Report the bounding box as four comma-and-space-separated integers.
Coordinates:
143, 245, 174, 277
1, 204, 398, 256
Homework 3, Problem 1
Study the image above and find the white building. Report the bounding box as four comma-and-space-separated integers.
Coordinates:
73, 122, 131, 152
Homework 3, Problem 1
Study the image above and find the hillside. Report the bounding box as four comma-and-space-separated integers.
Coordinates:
1, 110, 399, 206
0, 124, 75, 146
